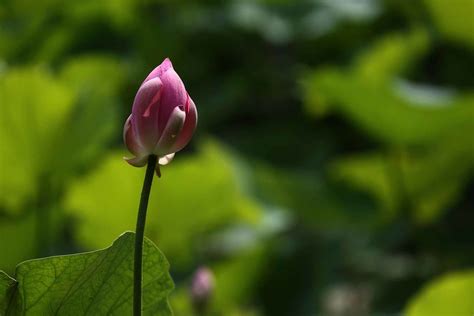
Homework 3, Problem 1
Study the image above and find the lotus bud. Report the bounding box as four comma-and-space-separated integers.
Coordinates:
124, 58, 197, 174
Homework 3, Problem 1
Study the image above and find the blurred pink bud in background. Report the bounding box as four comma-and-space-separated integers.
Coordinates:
190, 266, 215, 313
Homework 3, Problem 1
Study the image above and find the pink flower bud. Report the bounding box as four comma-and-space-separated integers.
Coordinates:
123, 58, 197, 171
190, 267, 215, 312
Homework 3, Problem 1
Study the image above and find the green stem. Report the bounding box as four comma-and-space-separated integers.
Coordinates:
134, 154, 158, 316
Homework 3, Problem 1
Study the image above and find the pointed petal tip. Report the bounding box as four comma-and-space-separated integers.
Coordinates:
158, 58, 173, 75
144, 59, 172, 83
162, 57, 172, 66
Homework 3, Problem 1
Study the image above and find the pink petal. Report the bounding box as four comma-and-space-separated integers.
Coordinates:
123, 114, 146, 156
157, 67, 188, 135
124, 155, 148, 167
154, 106, 186, 156
131, 77, 162, 151
171, 96, 198, 153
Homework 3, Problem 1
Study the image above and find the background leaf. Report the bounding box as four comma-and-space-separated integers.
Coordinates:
424, 0, 474, 48
0, 59, 123, 214
330, 136, 474, 224
405, 270, 474, 316
303, 68, 473, 146
0, 67, 74, 213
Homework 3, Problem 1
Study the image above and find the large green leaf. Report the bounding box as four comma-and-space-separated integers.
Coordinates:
405, 270, 474, 316
0, 232, 174, 315
65, 141, 262, 267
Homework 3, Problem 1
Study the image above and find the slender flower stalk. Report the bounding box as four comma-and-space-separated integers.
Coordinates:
133, 155, 158, 315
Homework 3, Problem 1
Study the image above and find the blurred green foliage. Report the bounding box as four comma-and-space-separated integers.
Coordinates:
0, 0, 473, 315
423, 0, 474, 48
